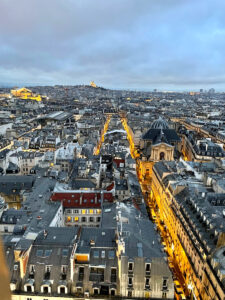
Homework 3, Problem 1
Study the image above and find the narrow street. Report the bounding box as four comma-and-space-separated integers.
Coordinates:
93, 115, 111, 155
121, 116, 190, 300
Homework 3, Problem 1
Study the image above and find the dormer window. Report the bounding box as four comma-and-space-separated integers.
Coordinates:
44, 250, 52, 257
58, 285, 67, 294
36, 249, 43, 257
101, 250, 105, 258
45, 265, 51, 273
30, 265, 35, 273
62, 249, 68, 256
41, 284, 51, 294
61, 265, 67, 274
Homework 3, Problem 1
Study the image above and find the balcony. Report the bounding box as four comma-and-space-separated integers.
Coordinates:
128, 270, 134, 276
162, 285, 168, 291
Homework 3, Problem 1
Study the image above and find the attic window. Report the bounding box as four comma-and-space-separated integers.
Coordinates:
62, 249, 68, 256
44, 250, 52, 257
108, 250, 115, 259
93, 250, 99, 258
101, 251, 105, 258
36, 249, 43, 257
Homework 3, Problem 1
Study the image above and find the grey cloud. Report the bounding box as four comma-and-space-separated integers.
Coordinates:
0, 0, 225, 90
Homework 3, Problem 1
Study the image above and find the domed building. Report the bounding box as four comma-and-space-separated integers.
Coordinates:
150, 116, 169, 130
138, 116, 181, 180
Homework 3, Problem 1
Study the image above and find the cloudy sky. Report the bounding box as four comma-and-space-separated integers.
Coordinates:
0, 0, 225, 91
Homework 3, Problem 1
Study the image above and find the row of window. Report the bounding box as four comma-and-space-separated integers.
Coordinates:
36, 248, 68, 257
66, 209, 101, 214
127, 291, 168, 298
93, 250, 115, 259
63, 198, 101, 204
66, 216, 101, 223
29, 264, 67, 273
128, 262, 151, 272
127, 277, 168, 288
116, 190, 128, 195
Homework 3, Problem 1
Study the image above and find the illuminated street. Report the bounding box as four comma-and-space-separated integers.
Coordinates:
121, 115, 192, 299
93, 115, 111, 155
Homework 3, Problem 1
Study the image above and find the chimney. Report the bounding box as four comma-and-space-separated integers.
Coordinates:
90, 240, 95, 246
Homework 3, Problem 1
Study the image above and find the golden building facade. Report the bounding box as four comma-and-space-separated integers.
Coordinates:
151, 161, 225, 300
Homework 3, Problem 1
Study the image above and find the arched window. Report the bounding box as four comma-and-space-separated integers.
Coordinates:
58, 285, 68, 294
160, 152, 165, 160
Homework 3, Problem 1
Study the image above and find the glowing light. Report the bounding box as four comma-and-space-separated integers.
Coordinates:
93, 116, 111, 155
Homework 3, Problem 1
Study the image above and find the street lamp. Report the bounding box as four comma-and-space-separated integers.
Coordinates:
188, 281, 197, 300
171, 243, 174, 251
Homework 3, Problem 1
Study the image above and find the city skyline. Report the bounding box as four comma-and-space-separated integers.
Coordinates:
1, 0, 225, 90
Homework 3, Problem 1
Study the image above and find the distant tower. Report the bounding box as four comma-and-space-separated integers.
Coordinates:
200, 89, 203, 93
208, 88, 215, 94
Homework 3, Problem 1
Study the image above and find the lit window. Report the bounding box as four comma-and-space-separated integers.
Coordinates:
67, 216, 71, 222
74, 217, 79, 222
82, 209, 86, 214
89, 209, 93, 214
97, 209, 101, 214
